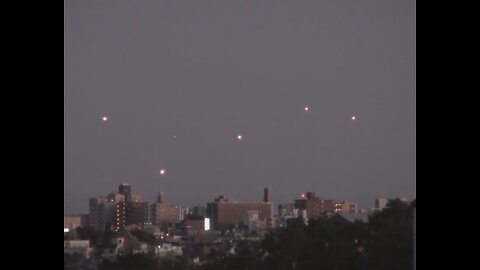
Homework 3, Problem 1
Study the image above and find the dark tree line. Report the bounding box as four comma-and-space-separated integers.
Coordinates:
202, 198, 414, 270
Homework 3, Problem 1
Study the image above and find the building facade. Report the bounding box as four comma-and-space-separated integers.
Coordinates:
334, 201, 360, 214
64, 214, 89, 230
192, 206, 207, 217
90, 184, 147, 232
150, 192, 180, 228
294, 192, 335, 219
375, 198, 388, 209
207, 189, 273, 230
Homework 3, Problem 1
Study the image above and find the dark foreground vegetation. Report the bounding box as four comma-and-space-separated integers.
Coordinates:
65, 199, 414, 270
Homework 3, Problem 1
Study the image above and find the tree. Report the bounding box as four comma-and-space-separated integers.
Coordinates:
365, 199, 413, 270
99, 253, 158, 270
130, 229, 157, 245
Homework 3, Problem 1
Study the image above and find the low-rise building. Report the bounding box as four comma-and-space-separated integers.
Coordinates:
156, 243, 183, 257
207, 189, 273, 230
64, 240, 93, 259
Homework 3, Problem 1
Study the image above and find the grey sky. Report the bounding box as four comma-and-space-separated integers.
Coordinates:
64, 0, 415, 213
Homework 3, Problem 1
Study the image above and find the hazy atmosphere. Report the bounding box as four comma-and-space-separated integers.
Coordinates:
64, 0, 415, 213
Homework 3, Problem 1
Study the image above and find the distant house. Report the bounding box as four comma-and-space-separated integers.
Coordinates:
64, 240, 92, 259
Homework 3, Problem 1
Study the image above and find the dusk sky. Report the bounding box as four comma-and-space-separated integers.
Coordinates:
64, 0, 415, 213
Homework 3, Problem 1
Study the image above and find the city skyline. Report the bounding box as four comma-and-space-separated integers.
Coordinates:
65, 0, 415, 213
67, 184, 411, 215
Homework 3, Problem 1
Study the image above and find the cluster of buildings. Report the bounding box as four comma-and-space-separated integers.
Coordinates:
64, 183, 409, 263
276, 192, 363, 226
81, 184, 275, 233
88, 183, 149, 232
65, 183, 405, 234
86, 184, 193, 233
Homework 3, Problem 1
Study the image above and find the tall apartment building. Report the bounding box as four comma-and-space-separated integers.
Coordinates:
90, 184, 148, 232
126, 201, 148, 226
115, 201, 126, 232
89, 197, 119, 231
150, 192, 180, 228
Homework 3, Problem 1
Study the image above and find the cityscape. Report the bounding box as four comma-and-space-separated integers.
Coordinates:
64, 183, 414, 269
65, 0, 415, 269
